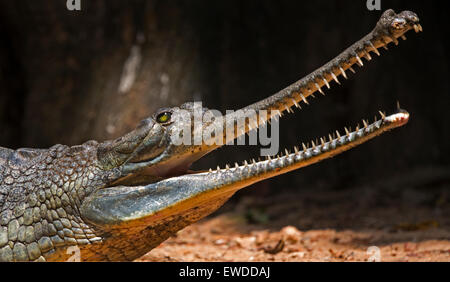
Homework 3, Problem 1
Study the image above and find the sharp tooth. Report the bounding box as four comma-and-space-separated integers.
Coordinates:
379, 111, 386, 119
244, 160, 248, 166
235, 162, 239, 168
344, 127, 350, 136
302, 143, 307, 151
267, 155, 272, 161
252, 159, 256, 164
418, 24, 423, 32
217, 166, 221, 171
356, 124, 360, 131
382, 45, 388, 50
209, 168, 213, 173
294, 146, 299, 154
315, 83, 325, 95
292, 99, 300, 108
331, 73, 340, 84
413, 24, 419, 33
339, 67, 348, 79
401, 35, 407, 41
356, 55, 364, 66
336, 130, 341, 138
364, 51, 372, 61
363, 119, 368, 128
320, 137, 325, 145
225, 164, 230, 170
300, 94, 309, 105
284, 149, 289, 156
349, 67, 356, 74
328, 134, 333, 142
311, 140, 316, 148
323, 78, 330, 89
369, 42, 380, 56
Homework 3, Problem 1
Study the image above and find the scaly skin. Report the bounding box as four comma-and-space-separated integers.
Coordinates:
0, 9, 421, 261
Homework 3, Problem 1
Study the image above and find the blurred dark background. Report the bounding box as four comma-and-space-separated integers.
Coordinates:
0, 0, 449, 203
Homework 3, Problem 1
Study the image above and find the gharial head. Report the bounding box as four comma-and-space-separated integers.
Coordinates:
73, 9, 420, 261
377, 9, 421, 38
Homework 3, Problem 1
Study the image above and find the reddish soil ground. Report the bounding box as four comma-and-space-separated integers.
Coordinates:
137, 169, 450, 262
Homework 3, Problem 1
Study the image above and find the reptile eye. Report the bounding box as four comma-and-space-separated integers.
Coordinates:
156, 112, 172, 124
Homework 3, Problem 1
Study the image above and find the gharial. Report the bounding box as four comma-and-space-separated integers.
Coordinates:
0, 9, 422, 261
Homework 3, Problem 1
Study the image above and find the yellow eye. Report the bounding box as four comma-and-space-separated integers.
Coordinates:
156, 112, 171, 124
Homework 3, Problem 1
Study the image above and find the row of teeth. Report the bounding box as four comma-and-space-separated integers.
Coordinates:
210, 111, 395, 173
